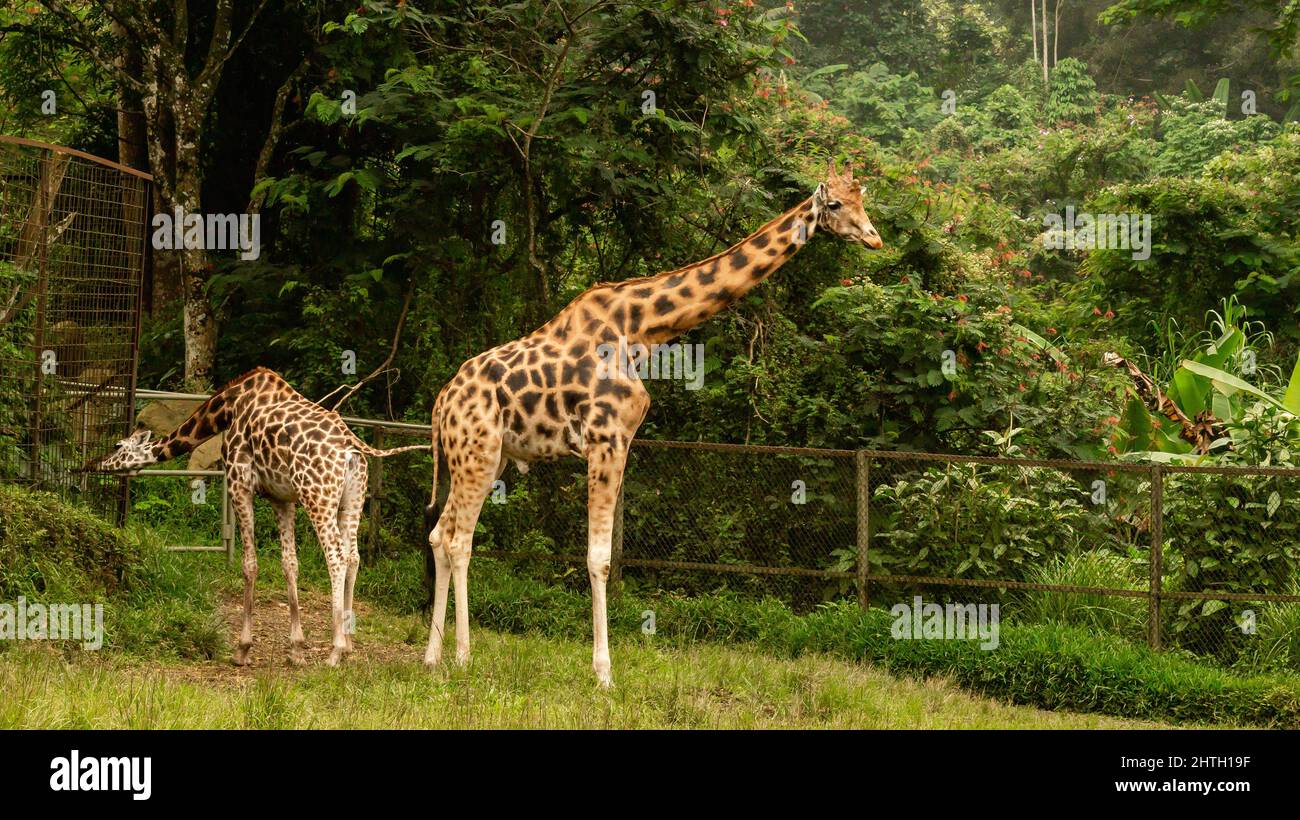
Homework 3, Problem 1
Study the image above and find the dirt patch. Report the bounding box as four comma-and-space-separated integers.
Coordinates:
156, 589, 418, 687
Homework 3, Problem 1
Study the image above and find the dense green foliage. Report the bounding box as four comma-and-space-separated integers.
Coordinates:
3, 0, 1300, 686
0, 484, 223, 659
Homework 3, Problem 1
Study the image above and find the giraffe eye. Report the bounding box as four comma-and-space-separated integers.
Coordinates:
828, 201, 842, 210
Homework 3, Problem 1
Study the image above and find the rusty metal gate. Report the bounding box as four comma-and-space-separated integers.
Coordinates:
0, 136, 150, 521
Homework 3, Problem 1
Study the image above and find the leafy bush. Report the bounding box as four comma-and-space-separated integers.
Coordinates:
1155, 98, 1281, 176
0, 484, 222, 660
1017, 550, 1146, 641
870, 462, 1104, 581
1045, 58, 1100, 124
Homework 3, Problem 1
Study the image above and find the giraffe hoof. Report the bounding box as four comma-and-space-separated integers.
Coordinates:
454, 651, 470, 667
233, 644, 252, 666
596, 675, 614, 690
288, 646, 307, 667
326, 648, 345, 667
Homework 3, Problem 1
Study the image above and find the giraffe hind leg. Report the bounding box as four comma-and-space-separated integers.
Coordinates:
272, 499, 306, 666
304, 489, 349, 667
425, 444, 498, 669
337, 454, 366, 654
423, 506, 452, 668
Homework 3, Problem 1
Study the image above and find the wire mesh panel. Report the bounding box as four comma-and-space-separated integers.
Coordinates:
865, 454, 1155, 644
621, 442, 856, 610
1160, 468, 1300, 668
0, 136, 149, 520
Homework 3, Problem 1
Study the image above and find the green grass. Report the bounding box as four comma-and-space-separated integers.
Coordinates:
0, 617, 1175, 730
3, 483, 1297, 728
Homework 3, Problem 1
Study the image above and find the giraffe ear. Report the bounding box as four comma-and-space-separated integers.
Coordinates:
813, 182, 827, 206
860, 185, 867, 197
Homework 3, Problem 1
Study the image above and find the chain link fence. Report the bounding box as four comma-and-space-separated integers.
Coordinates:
0, 136, 149, 522
357, 426, 1300, 671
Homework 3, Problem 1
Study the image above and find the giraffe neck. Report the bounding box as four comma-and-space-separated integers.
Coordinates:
150, 384, 237, 462
622, 195, 818, 346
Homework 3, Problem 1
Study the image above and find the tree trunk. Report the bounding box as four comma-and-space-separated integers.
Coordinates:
1054, 1, 1061, 67
173, 105, 216, 390
1031, 0, 1038, 68
1041, 0, 1050, 86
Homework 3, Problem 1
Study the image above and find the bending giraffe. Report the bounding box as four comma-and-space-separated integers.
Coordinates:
425, 160, 883, 686
85, 367, 429, 666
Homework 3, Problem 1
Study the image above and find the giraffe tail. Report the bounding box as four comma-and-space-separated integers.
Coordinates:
351, 439, 432, 458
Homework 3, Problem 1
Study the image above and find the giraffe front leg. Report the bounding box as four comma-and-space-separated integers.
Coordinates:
272, 500, 306, 666
586, 439, 628, 689
230, 482, 257, 666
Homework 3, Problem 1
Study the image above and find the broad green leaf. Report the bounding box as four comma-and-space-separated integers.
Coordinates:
1202, 599, 1228, 616
1282, 351, 1300, 415
1178, 360, 1293, 415
1212, 78, 1231, 109
1120, 394, 1152, 450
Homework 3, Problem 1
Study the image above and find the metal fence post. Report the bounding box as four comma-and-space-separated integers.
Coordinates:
222, 473, 235, 564
856, 450, 870, 609
368, 426, 384, 556
1148, 464, 1163, 650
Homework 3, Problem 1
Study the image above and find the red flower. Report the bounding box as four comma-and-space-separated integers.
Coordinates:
957, 294, 968, 303
947, 390, 957, 401
840, 278, 853, 287
1104, 310, 1115, 319
1092, 307, 1102, 316
1046, 327, 1057, 335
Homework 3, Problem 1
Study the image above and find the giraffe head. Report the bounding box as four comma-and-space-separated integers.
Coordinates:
82, 425, 159, 473
814, 159, 883, 249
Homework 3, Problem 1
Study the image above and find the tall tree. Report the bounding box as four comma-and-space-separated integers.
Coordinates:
33, 0, 273, 388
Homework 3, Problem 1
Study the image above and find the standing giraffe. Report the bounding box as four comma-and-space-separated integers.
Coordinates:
425, 161, 883, 686
85, 367, 429, 666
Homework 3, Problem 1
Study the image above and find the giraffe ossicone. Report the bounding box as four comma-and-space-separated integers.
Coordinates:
86, 367, 430, 668
425, 160, 882, 687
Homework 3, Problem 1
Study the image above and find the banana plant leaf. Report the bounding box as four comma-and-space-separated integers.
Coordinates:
1168, 327, 1242, 417
1179, 359, 1295, 416
1282, 351, 1300, 415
